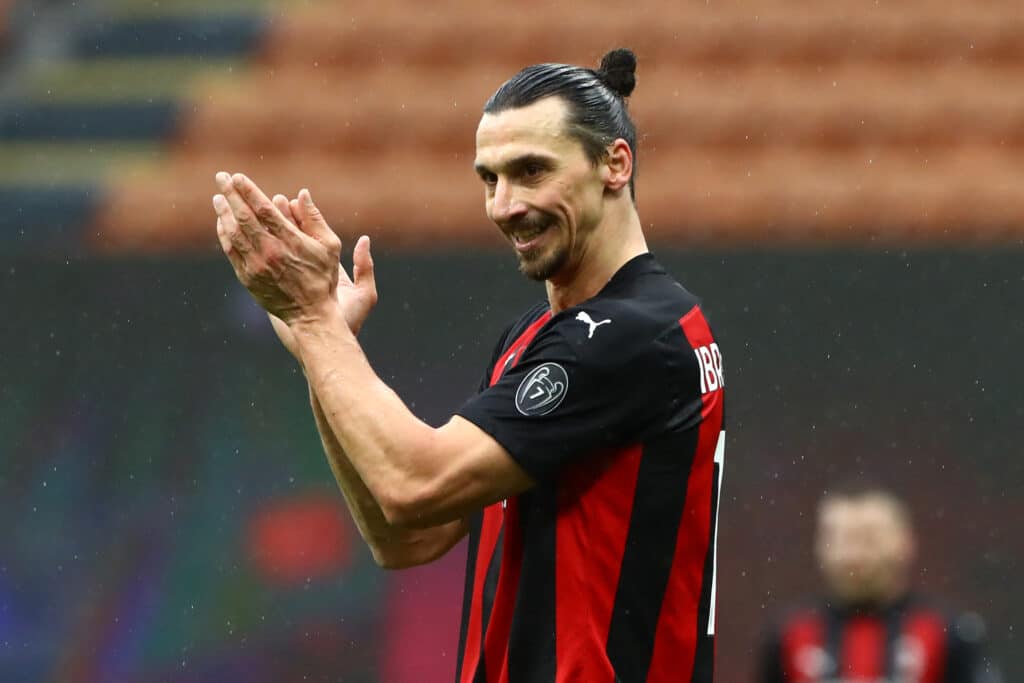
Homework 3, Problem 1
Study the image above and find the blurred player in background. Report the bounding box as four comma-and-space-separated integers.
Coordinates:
212, 48, 726, 682
759, 482, 1002, 683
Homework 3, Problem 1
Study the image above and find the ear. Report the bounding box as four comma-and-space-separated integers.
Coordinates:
602, 138, 633, 193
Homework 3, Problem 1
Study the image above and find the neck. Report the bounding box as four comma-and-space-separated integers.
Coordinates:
833, 580, 910, 611
545, 201, 647, 313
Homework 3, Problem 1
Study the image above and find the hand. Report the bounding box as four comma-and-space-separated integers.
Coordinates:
259, 195, 376, 361
213, 172, 377, 334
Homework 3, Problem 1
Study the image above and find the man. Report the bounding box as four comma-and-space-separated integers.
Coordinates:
759, 483, 1002, 683
212, 49, 726, 682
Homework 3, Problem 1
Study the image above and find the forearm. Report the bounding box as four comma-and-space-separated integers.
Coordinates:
306, 385, 464, 568
292, 305, 451, 525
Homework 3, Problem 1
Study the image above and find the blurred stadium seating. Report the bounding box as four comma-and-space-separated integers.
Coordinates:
0, 1, 11, 52
0, 0, 269, 252
2, 0, 1024, 252
77, 0, 1024, 247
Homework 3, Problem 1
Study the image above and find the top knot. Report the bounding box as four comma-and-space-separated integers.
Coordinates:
597, 48, 637, 98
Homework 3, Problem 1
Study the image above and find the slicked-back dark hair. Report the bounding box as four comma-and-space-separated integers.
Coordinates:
483, 49, 639, 201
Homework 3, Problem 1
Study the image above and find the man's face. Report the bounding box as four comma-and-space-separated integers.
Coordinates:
474, 97, 607, 282
815, 496, 915, 606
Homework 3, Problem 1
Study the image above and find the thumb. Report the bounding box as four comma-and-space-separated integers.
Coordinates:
352, 235, 378, 302
296, 188, 335, 244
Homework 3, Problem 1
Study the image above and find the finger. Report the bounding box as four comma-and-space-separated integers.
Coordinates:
272, 193, 296, 225
352, 235, 378, 302
215, 171, 287, 247
215, 171, 266, 248
215, 216, 246, 275
215, 215, 231, 253
289, 198, 303, 229
229, 172, 305, 245
215, 171, 259, 245
214, 193, 254, 257
295, 188, 338, 246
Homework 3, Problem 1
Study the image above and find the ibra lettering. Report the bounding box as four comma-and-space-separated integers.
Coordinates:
694, 343, 724, 395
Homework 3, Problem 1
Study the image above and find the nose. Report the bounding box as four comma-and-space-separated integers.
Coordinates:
490, 178, 528, 224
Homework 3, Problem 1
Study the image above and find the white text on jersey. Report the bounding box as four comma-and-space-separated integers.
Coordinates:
694, 343, 724, 395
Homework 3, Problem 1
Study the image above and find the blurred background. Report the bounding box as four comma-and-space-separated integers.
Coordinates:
1, 0, 1021, 681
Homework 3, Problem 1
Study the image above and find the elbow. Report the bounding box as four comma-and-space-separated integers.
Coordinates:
379, 482, 446, 530
379, 491, 426, 529
370, 542, 450, 571
370, 547, 419, 571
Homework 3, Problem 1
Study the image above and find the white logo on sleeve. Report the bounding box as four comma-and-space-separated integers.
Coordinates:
575, 311, 612, 339
515, 363, 569, 416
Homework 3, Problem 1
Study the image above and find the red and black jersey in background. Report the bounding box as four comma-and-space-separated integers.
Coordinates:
456, 254, 726, 683
759, 596, 1003, 683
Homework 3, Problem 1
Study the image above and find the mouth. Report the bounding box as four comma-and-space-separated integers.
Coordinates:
508, 222, 552, 253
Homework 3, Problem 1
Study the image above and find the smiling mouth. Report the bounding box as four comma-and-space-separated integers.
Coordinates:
511, 224, 549, 246
507, 217, 554, 252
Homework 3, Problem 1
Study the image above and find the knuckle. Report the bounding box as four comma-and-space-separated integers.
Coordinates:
235, 208, 254, 226
255, 202, 278, 223
245, 256, 267, 278
228, 232, 248, 251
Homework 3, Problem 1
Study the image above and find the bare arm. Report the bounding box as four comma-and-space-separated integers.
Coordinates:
223, 189, 467, 568
307, 383, 468, 568
214, 173, 534, 531
292, 305, 534, 529
268, 310, 467, 568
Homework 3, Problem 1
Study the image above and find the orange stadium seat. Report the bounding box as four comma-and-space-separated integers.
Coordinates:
92, 0, 1024, 249
260, 1, 1024, 68
0, 0, 12, 51
93, 143, 1024, 251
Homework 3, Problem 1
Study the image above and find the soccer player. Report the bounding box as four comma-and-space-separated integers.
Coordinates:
759, 482, 1002, 683
212, 49, 726, 682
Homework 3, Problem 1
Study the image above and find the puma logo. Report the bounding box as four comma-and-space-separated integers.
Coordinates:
575, 311, 612, 339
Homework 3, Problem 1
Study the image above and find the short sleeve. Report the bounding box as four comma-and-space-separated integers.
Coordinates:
456, 323, 689, 482
474, 321, 516, 393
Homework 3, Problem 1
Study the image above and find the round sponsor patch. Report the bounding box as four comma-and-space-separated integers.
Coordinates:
515, 363, 569, 416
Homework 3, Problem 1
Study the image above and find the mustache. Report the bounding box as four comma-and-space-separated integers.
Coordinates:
504, 212, 555, 234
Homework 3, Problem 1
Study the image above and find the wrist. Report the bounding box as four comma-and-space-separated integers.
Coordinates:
288, 300, 351, 339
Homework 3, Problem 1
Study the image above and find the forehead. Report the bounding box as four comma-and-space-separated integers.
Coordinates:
820, 497, 903, 532
475, 97, 581, 167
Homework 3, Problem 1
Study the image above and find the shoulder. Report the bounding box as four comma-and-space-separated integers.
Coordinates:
903, 595, 978, 630
544, 292, 717, 380
759, 602, 827, 655
489, 301, 550, 358
503, 301, 552, 344
773, 601, 828, 633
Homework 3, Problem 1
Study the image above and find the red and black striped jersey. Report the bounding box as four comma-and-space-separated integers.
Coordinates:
456, 254, 725, 683
759, 596, 1003, 683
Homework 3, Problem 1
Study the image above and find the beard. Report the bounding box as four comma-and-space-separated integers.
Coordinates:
508, 212, 570, 282
518, 243, 570, 281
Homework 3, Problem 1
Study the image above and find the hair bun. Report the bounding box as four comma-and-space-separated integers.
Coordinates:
597, 48, 637, 97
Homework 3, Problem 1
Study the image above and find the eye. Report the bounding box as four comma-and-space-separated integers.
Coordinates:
523, 163, 543, 178
481, 171, 498, 186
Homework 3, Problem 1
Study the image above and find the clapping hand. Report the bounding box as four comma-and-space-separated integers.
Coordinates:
213, 172, 378, 360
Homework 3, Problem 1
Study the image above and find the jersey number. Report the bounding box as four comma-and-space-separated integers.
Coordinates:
707, 430, 725, 636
